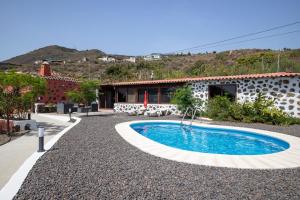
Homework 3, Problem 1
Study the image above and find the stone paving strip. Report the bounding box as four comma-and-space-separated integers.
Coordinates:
0, 114, 72, 189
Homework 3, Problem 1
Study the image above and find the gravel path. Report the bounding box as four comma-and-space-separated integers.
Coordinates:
14, 114, 300, 199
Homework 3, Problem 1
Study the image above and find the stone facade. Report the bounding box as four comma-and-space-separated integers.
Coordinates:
113, 76, 300, 118
191, 76, 300, 118
114, 103, 179, 115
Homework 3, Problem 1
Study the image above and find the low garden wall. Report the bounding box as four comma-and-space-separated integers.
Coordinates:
0, 119, 37, 132
114, 103, 179, 115
0, 119, 13, 132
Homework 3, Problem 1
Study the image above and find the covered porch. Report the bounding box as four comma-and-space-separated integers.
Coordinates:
99, 82, 185, 112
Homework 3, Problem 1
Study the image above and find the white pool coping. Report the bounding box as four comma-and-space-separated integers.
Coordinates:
115, 120, 300, 169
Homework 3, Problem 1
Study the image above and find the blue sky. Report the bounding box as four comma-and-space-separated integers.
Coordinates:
0, 0, 300, 61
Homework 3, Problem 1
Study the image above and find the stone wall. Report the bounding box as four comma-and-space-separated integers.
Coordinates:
113, 76, 300, 117
114, 103, 179, 115
191, 76, 300, 117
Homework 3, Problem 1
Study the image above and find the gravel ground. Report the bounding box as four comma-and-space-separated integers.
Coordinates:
14, 114, 300, 199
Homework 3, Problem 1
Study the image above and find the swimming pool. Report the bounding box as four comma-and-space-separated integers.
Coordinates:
115, 120, 300, 169
130, 122, 289, 155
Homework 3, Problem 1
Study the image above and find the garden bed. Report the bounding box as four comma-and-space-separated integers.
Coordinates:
0, 134, 10, 146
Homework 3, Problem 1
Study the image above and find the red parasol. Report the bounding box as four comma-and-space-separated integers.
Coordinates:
144, 90, 148, 108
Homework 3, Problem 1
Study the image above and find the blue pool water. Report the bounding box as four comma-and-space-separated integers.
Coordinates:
130, 122, 289, 155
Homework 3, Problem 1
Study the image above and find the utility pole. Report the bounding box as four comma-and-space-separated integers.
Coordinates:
88, 63, 91, 80
277, 50, 280, 72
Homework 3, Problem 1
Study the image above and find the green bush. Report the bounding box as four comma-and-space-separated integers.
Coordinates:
206, 96, 232, 120
205, 94, 300, 126
171, 86, 203, 117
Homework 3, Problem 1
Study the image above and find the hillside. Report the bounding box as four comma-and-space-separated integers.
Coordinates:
1, 45, 300, 83
4, 45, 106, 65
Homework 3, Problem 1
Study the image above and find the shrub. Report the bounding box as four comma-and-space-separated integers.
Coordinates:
171, 86, 203, 117
206, 96, 232, 120
205, 94, 300, 126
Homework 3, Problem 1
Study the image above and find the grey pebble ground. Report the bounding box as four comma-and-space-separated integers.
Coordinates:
14, 114, 300, 199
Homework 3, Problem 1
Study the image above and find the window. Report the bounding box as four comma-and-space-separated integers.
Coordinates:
148, 88, 158, 103
138, 89, 145, 103
117, 88, 127, 102
160, 88, 175, 103
127, 88, 136, 103
208, 84, 237, 101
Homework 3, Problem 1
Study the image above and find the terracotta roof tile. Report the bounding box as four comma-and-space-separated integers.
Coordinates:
109, 72, 300, 86
43, 75, 79, 82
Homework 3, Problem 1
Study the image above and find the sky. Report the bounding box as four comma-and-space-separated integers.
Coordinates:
0, 0, 300, 61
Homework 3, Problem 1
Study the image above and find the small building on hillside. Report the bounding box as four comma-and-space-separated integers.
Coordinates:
37, 62, 79, 104
123, 57, 136, 63
98, 56, 116, 62
143, 53, 161, 61
100, 72, 300, 118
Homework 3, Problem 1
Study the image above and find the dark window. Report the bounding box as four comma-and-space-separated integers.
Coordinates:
138, 89, 145, 103
208, 84, 237, 101
117, 88, 127, 102
148, 88, 158, 103
61, 96, 66, 101
160, 88, 175, 103
127, 88, 136, 103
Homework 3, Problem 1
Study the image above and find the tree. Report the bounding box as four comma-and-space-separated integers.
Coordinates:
0, 71, 46, 134
66, 80, 99, 116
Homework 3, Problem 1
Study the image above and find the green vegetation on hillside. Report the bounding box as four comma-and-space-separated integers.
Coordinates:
2, 46, 300, 82
102, 49, 300, 82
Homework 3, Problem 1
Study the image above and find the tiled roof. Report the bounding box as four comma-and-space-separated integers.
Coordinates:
43, 75, 79, 82
109, 72, 300, 86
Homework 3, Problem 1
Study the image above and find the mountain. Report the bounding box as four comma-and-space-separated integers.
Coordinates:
1, 45, 300, 82
3, 45, 106, 65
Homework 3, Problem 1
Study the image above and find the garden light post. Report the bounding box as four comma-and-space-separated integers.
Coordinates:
38, 127, 45, 152
27, 111, 31, 120
69, 108, 72, 122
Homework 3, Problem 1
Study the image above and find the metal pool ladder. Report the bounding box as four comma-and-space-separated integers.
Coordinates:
190, 108, 199, 126
181, 107, 199, 126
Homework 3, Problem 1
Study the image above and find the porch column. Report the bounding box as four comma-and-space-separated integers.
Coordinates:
158, 87, 161, 104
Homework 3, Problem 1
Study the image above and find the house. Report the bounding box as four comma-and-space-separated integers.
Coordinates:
48, 59, 66, 65
98, 56, 116, 62
143, 53, 161, 61
37, 61, 79, 104
123, 57, 136, 63
34, 60, 43, 65
99, 72, 300, 118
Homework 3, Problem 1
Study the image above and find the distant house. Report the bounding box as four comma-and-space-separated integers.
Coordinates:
143, 53, 161, 61
98, 56, 116, 62
123, 57, 136, 63
49, 60, 66, 65
34, 60, 43, 65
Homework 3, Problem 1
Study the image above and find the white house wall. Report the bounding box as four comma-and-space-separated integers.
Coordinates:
113, 76, 300, 118
190, 76, 300, 117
